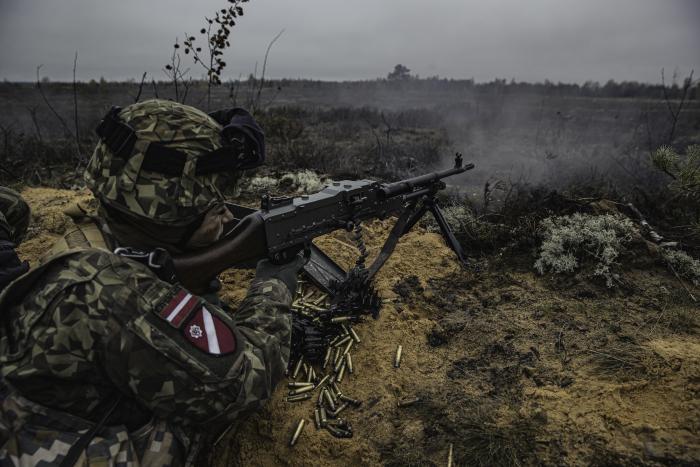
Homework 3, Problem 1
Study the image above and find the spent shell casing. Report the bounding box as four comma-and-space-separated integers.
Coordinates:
343, 339, 354, 356
349, 327, 361, 343
341, 324, 350, 336
334, 402, 349, 415
288, 382, 314, 389
286, 393, 312, 403
292, 357, 304, 379
336, 361, 346, 382
333, 347, 342, 366
323, 389, 336, 411
334, 353, 345, 372
305, 365, 314, 384
302, 291, 314, 302
320, 406, 328, 426
447, 443, 454, 467
289, 419, 306, 447
339, 394, 362, 407
326, 425, 353, 439
316, 389, 325, 407
329, 335, 342, 347
312, 294, 327, 305
394, 345, 403, 368
288, 385, 315, 396
346, 353, 354, 374
331, 382, 342, 396
331, 316, 353, 324
314, 408, 321, 429
316, 374, 331, 389
334, 335, 352, 348
322, 347, 332, 369
397, 397, 421, 407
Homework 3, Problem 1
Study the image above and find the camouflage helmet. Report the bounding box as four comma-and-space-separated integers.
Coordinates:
85, 99, 263, 229
0, 186, 31, 244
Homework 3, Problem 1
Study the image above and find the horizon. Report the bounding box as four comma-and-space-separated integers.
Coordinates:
1, 0, 698, 85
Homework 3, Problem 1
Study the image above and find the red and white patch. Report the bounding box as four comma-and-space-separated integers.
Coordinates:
159, 290, 198, 328
184, 306, 236, 355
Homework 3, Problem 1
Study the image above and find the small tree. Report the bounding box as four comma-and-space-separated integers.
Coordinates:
387, 64, 412, 81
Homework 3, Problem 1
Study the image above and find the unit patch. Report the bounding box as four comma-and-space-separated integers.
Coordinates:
184, 306, 236, 355
158, 289, 198, 328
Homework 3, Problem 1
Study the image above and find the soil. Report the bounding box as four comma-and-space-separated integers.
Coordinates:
16, 187, 700, 466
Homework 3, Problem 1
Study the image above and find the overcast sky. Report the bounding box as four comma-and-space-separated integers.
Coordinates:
0, 0, 698, 84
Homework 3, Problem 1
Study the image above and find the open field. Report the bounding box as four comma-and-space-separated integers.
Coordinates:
4, 79, 700, 465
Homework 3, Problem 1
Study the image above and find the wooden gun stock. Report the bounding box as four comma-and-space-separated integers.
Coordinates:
172, 212, 267, 293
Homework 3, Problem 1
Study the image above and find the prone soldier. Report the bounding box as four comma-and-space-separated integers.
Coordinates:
0, 100, 301, 466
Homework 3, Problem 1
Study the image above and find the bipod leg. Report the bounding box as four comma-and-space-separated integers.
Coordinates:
428, 200, 468, 267
366, 201, 422, 280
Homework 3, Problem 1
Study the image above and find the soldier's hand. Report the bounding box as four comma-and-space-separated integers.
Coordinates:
255, 252, 307, 296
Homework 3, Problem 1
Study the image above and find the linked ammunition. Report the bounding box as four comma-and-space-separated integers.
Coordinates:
288, 382, 314, 389
286, 393, 312, 403
447, 443, 454, 467
343, 339, 353, 356
314, 409, 321, 429
288, 385, 315, 396
349, 327, 361, 343
289, 419, 306, 447
397, 397, 421, 407
394, 345, 403, 368
346, 353, 354, 374
292, 357, 304, 379
320, 407, 328, 426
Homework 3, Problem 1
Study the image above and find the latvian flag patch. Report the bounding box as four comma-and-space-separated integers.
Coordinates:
184, 306, 236, 356
159, 290, 199, 328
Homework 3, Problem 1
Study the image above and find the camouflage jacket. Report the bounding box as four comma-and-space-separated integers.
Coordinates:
0, 246, 292, 466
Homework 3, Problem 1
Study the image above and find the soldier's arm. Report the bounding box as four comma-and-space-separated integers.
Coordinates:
98, 255, 293, 430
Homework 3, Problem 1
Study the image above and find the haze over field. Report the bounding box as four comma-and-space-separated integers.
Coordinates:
0, 0, 698, 83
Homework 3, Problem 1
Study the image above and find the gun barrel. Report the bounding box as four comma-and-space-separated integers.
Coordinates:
379, 162, 474, 198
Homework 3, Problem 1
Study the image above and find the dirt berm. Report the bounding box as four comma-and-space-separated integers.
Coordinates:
16, 187, 700, 466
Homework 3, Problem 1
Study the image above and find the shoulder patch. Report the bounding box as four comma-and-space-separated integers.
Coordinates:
184, 306, 236, 356
157, 289, 198, 328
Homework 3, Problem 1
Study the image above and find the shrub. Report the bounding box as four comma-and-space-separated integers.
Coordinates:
661, 248, 700, 285
534, 213, 637, 287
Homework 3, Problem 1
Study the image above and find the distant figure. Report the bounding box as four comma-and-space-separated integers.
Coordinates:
0, 100, 303, 466
0, 186, 30, 292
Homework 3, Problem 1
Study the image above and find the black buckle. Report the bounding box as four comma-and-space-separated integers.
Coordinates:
96, 107, 137, 159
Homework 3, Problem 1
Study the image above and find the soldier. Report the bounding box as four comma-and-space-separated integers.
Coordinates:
0, 100, 302, 466
0, 186, 30, 292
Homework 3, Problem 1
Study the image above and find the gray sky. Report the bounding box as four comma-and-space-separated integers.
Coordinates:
0, 0, 698, 83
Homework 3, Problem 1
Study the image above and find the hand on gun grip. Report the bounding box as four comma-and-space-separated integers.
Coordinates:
255, 252, 307, 296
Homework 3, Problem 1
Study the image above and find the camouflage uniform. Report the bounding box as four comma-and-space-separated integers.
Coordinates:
0, 101, 291, 466
0, 187, 30, 293
0, 186, 30, 245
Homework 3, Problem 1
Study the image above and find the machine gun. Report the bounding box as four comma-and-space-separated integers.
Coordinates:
173, 154, 474, 295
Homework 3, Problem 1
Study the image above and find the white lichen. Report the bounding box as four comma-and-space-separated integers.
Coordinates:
534, 213, 637, 287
